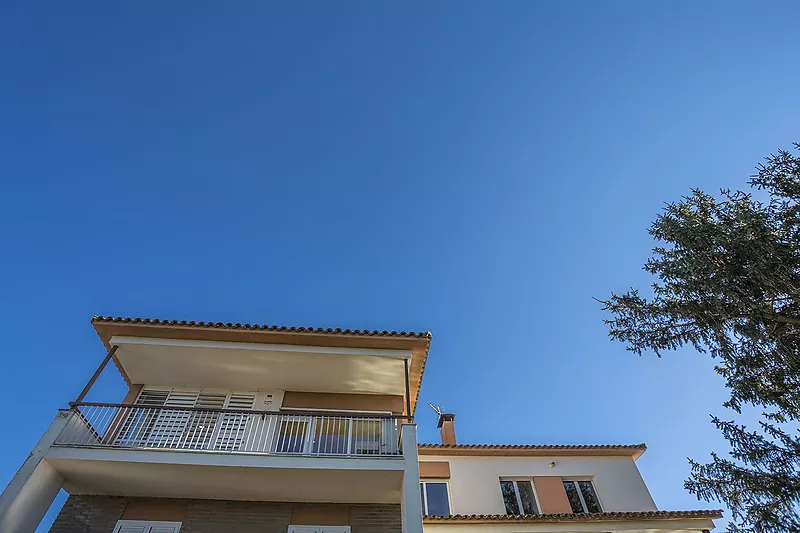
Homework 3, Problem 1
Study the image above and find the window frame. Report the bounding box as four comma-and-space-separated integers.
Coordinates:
419, 480, 453, 516
562, 479, 602, 514
288, 526, 351, 533
113, 520, 183, 533
498, 478, 541, 515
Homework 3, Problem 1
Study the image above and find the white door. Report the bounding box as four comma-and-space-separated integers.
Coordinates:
113, 520, 182, 533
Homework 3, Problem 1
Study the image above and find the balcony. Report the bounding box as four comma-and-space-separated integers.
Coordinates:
54, 403, 404, 457
42, 405, 413, 504
43, 320, 425, 502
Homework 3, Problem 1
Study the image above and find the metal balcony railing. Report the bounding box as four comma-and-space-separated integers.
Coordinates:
54, 403, 404, 457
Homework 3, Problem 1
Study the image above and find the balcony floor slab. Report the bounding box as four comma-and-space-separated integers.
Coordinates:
46, 447, 404, 503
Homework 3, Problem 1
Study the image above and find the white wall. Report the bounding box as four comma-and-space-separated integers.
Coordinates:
420, 455, 657, 514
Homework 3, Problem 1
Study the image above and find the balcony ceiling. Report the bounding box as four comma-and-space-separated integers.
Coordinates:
93, 319, 429, 414
111, 336, 410, 396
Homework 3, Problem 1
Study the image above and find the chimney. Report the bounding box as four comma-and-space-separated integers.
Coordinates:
437, 413, 456, 446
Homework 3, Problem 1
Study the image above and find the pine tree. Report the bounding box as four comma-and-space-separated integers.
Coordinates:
600, 143, 800, 533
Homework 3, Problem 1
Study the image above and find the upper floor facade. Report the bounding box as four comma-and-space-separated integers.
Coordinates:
56, 316, 429, 462
0, 316, 721, 533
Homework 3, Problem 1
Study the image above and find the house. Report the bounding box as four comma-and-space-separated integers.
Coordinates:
0, 316, 721, 533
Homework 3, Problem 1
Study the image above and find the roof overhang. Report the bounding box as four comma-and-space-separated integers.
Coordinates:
422, 512, 721, 533
92, 317, 430, 415
417, 444, 647, 460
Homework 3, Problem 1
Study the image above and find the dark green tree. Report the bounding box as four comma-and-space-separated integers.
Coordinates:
600, 143, 800, 533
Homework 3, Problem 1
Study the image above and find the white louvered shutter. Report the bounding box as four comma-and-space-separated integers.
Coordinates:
148, 523, 182, 533
113, 520, 181, 533
115, 389, 170, 446
115, 388, 258, 451
115, 524, 147, 533
184, 391, 227, 449
145, 390, 199, 447
214, 391, 256, 451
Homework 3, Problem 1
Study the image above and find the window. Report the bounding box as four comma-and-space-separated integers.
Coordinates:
420, 481, 451, 516
562, 480, 602, 514
289, 527, 351, 533
113, 520, 182, 533
499, 480, 539, 515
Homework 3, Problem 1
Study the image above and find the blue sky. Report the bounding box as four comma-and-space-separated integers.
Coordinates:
1, 1, 799, 530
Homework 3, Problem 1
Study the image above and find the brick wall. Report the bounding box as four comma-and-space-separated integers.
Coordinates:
49, 495, 401, 533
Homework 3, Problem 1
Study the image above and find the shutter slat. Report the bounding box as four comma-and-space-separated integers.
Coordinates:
150, 527, 181, 533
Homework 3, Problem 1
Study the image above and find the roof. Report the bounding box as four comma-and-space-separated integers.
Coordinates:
91, 316, 431, 415
92, 316, 431, 339
418, 443, 648, 460
423, 510, 723, 523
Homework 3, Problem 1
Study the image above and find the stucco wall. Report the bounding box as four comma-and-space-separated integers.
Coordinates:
419, 455, 656, 514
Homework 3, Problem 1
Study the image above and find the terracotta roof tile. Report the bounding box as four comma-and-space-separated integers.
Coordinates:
418, 443, 646, 450
423, 510, 723, 523
91, 316, 432, 339
418, 443, 648, 459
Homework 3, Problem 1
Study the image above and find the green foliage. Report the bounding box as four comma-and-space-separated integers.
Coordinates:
600, 143, 800, 533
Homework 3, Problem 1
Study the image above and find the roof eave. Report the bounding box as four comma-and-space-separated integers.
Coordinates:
417, 443, 647, 459
422, 510, 723, 523
91, 316, 431, 415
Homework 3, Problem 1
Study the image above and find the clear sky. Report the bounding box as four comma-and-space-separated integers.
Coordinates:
1, 2, 799, 531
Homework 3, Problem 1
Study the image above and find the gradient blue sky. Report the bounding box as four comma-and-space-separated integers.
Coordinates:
2, 2, 799, 531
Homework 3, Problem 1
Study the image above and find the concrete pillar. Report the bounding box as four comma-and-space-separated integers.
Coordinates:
401, 423, 423, 533
0, 409, 71, 533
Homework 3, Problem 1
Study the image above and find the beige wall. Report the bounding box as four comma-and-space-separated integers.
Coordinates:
419, 455, 656, 515
121, 384, 143, 404
282, 391, 405, 414
419, 462, 450, 479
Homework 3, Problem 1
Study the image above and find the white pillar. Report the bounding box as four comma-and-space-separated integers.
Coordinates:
0, 409, 71, 533
401, 423, 423, 533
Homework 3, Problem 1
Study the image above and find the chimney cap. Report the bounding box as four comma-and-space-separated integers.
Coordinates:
437, 413, 455, 428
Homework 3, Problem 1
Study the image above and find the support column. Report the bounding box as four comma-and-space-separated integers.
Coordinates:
0, 410, 72, 533
401, 423, 423, 533
74, 344, 118, 404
